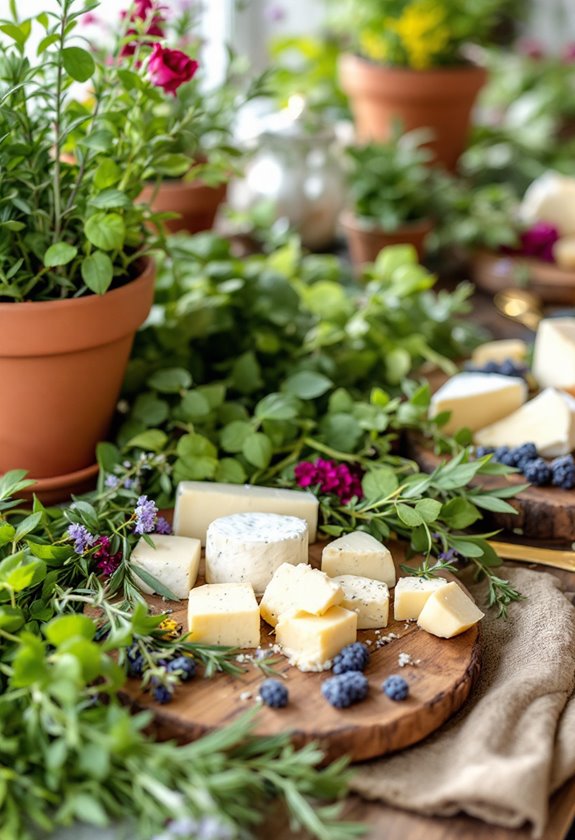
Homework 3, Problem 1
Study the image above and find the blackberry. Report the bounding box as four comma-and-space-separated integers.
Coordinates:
259, 679, 289, 708
522, 457, 551, 486
475, 446, 495, 458
551, 455, 575, 489
166, 656, 196, 681
382, 675, 409, 701
493, 446, 515, 467
321, 671, 369, 708
510, 442, 538, 470
151, 678, 173, 704
332, 642, 370, 674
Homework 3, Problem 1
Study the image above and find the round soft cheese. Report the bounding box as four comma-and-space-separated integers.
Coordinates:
205, 512, 309, 594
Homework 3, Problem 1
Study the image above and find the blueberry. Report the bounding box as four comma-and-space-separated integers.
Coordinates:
332, 642, 370, 674
522, 457, 551, 486
551, 455, 575, 489
259, 679, 289, 708
511, 442, 538, 467
321, 671, 369, 708
475, 446, 495, 459
483, 361, 500, 373
495, 446, 516, 467
382, 675, 409, 701
166, 656, 196, 681
151, 678, 173, 704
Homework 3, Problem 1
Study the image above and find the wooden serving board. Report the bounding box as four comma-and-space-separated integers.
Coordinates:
472, 248, 575, 306
122, 542, 481, 764
407, 434, 575, 543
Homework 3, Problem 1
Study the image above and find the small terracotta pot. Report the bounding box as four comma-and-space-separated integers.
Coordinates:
339, 54, 487, 171
0, 260, 155, 499
341, 211, 433, 267
140, 179, 228, 234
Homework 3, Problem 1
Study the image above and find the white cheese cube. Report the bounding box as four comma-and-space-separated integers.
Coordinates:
533, 318, 575, 392
275, 606, 357, 672
417, 581, 484, 638
131, 534, 200, 600
173, 481, 319, 544
321, 531, 396, 588
260, 563, 343, 627
205, 512, 308, 595
474, 387, 575, 457
187, 582, 260, 648
471, 339, 528, 367
429, 372, 527, 435
332, 574, 389, 629
393, 576, 450, 621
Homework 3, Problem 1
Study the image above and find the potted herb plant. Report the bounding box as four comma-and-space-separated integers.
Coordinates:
341, 128, 438, 266
334, 0, 507, 170
0, 0, 200, 500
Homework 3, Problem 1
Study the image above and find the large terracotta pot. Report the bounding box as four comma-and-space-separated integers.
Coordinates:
341, 210, 433, 268
140, 179, 228, 234
0, 260, 155, 501
339, 54, 487, 171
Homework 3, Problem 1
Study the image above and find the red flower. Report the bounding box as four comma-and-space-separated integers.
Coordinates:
148, 43, 198, 95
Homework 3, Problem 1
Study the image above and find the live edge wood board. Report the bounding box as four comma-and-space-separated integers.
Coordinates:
122, 542, 481, 764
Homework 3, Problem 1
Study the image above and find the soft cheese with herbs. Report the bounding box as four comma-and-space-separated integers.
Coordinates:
321, 531, 396, 587
275, 606, 358, 672
331, 574, 389, 629
205, 512, 308, 595
417, 581, 484, 638
187, 582, 260, 647
260, 563, 344, 627
429, 372, 527, 435
394, 576, 450, 620
131, 534, 201, 600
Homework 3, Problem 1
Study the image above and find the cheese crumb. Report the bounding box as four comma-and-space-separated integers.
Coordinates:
239, 691, 252, 701
398, 652, 420, 668
375, 631, 399, 649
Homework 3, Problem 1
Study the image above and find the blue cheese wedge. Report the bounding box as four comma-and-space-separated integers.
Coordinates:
260, 563, 344, 627
331, 574, 389, 629
188, 583, 260, 648
275, 606, 358, 672
321, 531, 396, 588
429, 372, 527, 435
205, 512, 308, 595
131, 534, 201, 599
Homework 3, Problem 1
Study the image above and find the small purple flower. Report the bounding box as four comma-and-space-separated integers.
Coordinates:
67, 523, 95, 554
134, 495, 158, 535
105, 474, 120, 489
265, 3, 285, 23
124, 478, 135, 490
155, 516, 172, 535
439, 548, 459, 563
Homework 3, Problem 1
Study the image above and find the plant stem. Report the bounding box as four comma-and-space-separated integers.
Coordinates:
52, 3, 67, 244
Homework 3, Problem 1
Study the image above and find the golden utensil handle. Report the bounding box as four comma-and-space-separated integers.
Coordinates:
489, 540, 575, 573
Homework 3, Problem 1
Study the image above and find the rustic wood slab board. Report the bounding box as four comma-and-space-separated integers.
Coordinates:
407, 434, 575, 543
122, 542, 481, 764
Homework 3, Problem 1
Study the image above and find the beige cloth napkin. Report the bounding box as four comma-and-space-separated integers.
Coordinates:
349, 566, 575, 837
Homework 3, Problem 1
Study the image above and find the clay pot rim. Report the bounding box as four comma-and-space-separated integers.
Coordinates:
142, 178, 228, 194
340, 51, 487, 79
341, 209, 433, 237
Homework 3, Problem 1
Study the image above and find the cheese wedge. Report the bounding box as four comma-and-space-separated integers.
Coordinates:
393, 576, 450, 621
187, 582, 260, 648
275, 606, 357, 672
474, 387, 575, 457
332, 574, 389, 629
321, 531, 396, 588
260, 563, 344, 627
131, 534, 201, 599
429, 373, 527, 435
533, 318, 575, 392
417, 581, 484, 639
520, 172, 575, 236
471, 339, 528, 367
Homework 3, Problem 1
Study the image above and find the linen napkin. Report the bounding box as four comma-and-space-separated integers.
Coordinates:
349, 566, 575, 838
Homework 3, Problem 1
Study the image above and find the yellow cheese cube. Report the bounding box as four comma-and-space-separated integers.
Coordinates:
393, 576, 449, 620
332, 574, 389, 629
417, 581, 484, 639
275, 606, 357, 671
259, 563, 344, 627
187, 583, 260, 648
471, 339, 528, 367
321, 531, 396, 587
131, 534, 200, 599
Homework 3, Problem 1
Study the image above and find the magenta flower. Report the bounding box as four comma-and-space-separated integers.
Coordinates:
93, 536, 122, 577
294, 458, 364, 504
120, 0, 165, 57
520, 222, 560, 263
563, 43, 575, 63
147, 43, 198, 94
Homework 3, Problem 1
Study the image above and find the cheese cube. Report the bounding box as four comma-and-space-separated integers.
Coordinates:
417, 581, 484, 638
187, 583, 260, 648
205, 513, 308, 595
471, 339, 528, 367
533, 318, 575, 392
275, 606, 357, 672
332, 574, 389, 629
131, 534, 200, 600
174, 481, 319, 544
260, 563, 344, 627
321, 531, 396, 587
393, 576, 450, 621
429, 372, 527, 435
474, 387, 575, 457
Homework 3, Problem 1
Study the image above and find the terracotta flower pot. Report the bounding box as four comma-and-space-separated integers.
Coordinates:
140, 179, 228, 234
339, 54, 487, 171
0, 260, 156, 501
341, 210, 433, 268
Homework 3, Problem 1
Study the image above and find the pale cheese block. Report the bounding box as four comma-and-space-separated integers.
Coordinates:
275, 606, 357, 672
519, 172, 575, 236
393, 576, 450, 620
471, 339, 528, 367
187, 582, 260, 648
429, 372, 527, 435
130, 534, 200, 599
259, 563, 344, 627
474, 387, 575, 457
417, 581, 484, 639
533, 318, 575, 392
174, 481, 319, 544
332, 574, 389, 629
553, 236, 575, 270
321, 531, 396, 588
205, 512, 308, 595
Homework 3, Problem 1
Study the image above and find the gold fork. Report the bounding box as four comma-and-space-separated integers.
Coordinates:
489, 540, 575, 574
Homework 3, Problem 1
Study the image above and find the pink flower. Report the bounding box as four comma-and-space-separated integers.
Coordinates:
148, 43, 198, 95
520, 222, 560, 263
93, 536, 122, 577
516, 38, 545, 60
563, 43, 575, 63
81, 12, 100, 26
294, 459, 364, 504
120, 0, 165, 57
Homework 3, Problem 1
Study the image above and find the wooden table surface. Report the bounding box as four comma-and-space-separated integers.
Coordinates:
260, 287, 575, 840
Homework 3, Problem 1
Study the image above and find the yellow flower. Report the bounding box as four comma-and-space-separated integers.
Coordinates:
360, 30, 389, 63
387, 1, 451, 70
158, 617, 180, 639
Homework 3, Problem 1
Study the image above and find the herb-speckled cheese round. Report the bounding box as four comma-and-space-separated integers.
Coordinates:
205, 512, 308, 594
